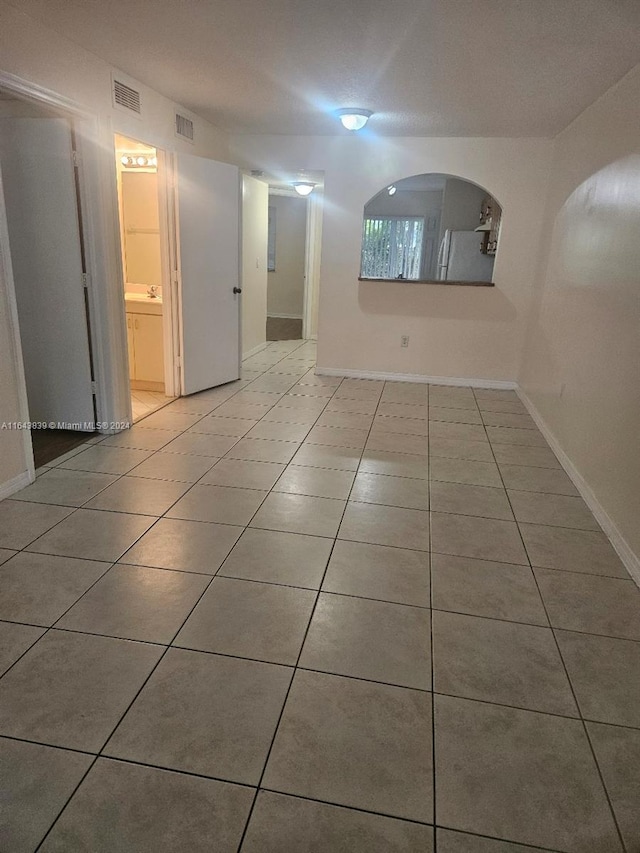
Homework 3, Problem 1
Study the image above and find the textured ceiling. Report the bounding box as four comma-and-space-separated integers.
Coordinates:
250, 169, 325, 193
8, 0, 640, 136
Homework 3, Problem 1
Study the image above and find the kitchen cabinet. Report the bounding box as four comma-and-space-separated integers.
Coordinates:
126, 302, 164, 390
478, 195, 502, 255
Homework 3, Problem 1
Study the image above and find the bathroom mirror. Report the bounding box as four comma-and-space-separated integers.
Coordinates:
360, 174, 502, 285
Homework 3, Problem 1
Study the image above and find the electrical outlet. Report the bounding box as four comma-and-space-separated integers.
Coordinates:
401, 335, 410, 348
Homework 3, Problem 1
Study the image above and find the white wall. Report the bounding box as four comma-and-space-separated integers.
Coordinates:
440, 178, 487, 233
230, 134, 551, 382
0, 3, 230, 493
267, 194, 306, 318
0, 5, 229, 161
366, 189, 443, 218
519, 64, 640, 570
241, 176, 268, 357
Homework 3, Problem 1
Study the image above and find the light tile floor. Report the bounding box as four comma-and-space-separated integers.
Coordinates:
1, 339, 639, 851
130, 389, 174, 423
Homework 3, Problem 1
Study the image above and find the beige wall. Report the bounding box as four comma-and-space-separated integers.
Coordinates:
120, 171, 162, 288
267, 194, 306, 318
365, 189, 443, 218
0, 4, 230, 493
519, 64, 640, 569
230, 134, 551, 382
241, 176, 269, 357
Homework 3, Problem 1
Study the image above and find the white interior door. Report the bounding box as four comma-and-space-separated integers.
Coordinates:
175, 154, 241, 395
0, 117, 94, 427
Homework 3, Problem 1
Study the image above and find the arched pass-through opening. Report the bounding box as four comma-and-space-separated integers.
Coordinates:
360, 173, 503, 285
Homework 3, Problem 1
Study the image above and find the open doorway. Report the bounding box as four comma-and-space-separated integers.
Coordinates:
114, 134, 175, 422
263, 175, 323, 344
0, 89, 98, 466
267, 191, 306, 340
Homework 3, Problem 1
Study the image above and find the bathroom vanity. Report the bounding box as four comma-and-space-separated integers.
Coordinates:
125, 293, 164, 390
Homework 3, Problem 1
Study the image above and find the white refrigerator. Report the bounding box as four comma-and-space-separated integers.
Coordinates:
437, 230, 495, 282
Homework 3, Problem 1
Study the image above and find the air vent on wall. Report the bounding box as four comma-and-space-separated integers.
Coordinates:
112, 78, 141, 114
175, 113, 194, 142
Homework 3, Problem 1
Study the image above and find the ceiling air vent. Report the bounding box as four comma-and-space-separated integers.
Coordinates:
175, 113, 195, 142
112, 78, 141, 114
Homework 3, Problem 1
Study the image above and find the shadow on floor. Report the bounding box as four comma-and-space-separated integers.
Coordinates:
30, 429, 97, 468
267, 317, 302, 341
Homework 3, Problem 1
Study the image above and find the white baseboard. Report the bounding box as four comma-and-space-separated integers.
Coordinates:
518, 388, 640, 587
315, 366, 517, 390
268, 313, 303, 320
242, 342, 268, 361
0, 469, 34, 500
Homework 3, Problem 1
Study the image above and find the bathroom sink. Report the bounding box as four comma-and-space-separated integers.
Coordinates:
125, 292, 163, 315
125, 292, 163, 304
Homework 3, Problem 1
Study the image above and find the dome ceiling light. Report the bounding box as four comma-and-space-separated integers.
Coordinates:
292, 181, 316, 196
335, 109, 373, 131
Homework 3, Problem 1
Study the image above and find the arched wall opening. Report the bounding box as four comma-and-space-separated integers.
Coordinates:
360, 173, 503, 284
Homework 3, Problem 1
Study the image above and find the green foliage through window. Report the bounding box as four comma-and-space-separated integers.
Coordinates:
361, 216, 424, 279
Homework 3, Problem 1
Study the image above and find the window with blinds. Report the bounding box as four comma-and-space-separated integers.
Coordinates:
361, 216, 424, 280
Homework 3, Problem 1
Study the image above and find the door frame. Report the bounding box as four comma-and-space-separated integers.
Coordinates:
266, 185, 323, 342
158, 149, 181, 398
0, 70, 131, 486
114, 137, 179, 401
0, 151, 33, 483
302, 189, 323, 340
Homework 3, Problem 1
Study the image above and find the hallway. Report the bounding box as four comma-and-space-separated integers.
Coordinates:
0, 340, 638, 851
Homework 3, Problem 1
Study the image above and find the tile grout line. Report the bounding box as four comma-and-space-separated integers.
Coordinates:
2, 351, 626, 849
5, 529, 628, 580
7, 342, 316, 569
30, 440, 272, 851
472, 387, 628, 853
233, 370, 374, 851
33, 550, 224, 851
32, 340, 316, 849
426, 382, 439, 850
434, 824, 563, 853
0, 553, 120, 683
6, 666, 640, 756
5, 613, 640, 718
20, 341, 314, 850
33, 757, 99, 851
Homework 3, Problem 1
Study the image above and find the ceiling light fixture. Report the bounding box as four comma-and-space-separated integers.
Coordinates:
336, 108, 373, 131
292, 182, 315, 196
120, 154, 157, 169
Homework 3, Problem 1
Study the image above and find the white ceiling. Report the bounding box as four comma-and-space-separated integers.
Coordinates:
9, 0, 640, 136
250, 169, 325, 194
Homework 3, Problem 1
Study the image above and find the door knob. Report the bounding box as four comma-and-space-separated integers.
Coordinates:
233, 287, 242, 294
